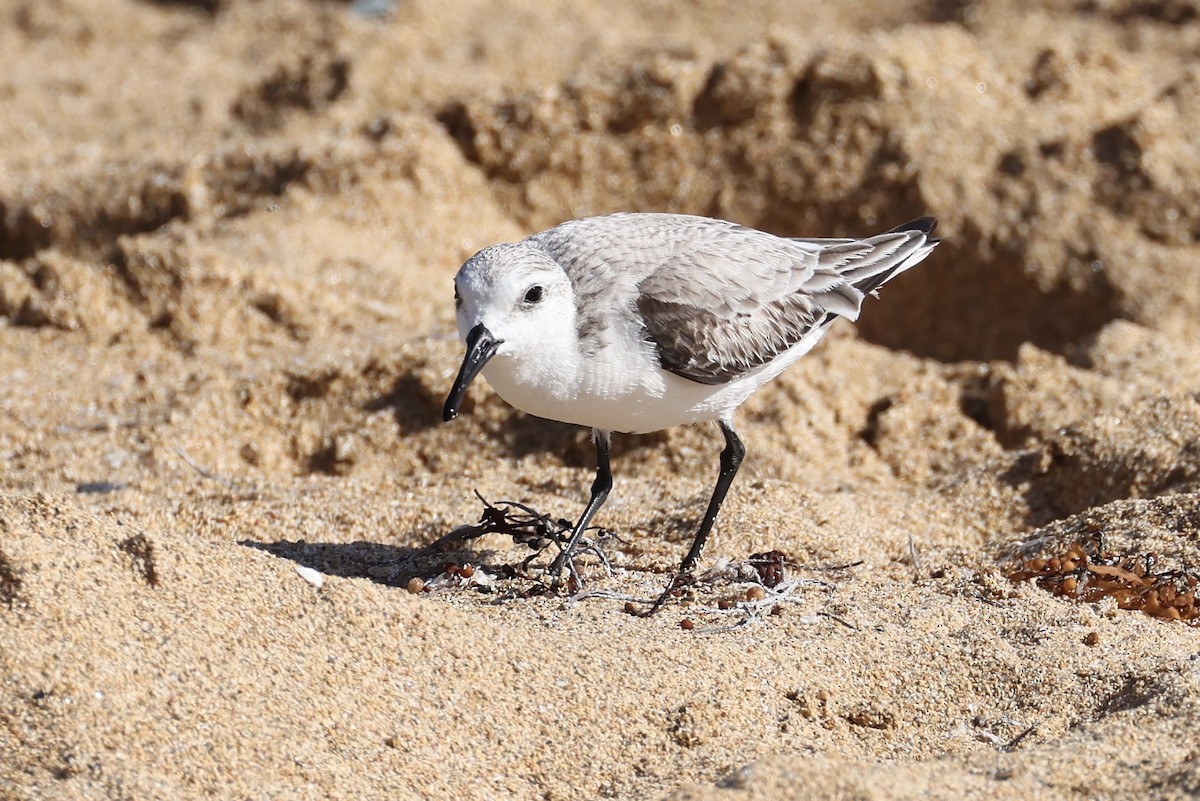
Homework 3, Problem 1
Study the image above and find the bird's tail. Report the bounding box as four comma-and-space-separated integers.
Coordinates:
850, 216, 939, 298
812, 216, 939, 327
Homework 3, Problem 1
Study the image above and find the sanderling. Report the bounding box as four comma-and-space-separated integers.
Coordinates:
443, 212, 939, 579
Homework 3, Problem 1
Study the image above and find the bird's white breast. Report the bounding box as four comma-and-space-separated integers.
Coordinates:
482, 319, 830, 434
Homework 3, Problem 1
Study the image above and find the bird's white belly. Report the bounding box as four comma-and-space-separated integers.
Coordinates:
484, 367, 708, 433
481, 328, 828, 434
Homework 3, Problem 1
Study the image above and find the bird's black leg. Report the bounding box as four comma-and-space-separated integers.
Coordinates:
679, 421, 744, 573
548, 430, 613, 580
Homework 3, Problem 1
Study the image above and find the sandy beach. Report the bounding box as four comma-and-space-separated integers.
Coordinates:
3, 1, 1200, 798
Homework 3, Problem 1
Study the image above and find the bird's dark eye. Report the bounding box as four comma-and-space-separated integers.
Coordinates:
524, 285, 544, 304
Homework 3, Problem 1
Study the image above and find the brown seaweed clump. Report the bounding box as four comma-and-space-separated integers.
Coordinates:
1008, 541, 1200, 624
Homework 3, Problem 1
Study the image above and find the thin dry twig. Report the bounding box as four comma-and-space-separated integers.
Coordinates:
818, 610, 860, 630
1005, 723, 1038, 751
908, 532, 924, 581
174, 445, 256, 497
804, 559, 865, 572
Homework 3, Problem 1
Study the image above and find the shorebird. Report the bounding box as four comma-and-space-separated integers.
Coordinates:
443, 213, 939, 579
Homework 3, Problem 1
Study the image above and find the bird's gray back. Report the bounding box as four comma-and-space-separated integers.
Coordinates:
527, 212, 933, 383
529, 213, 729, 292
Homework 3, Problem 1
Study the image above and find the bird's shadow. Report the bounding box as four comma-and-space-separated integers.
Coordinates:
362, 374, 444, 436
241, 527, 488, 589
361, 373, 603, 466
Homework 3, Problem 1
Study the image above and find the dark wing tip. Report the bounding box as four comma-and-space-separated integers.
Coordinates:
830, 216, 940, 319
889, 216, 940, 244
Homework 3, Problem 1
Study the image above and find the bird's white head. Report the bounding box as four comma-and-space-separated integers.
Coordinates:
442, 242, 577, 421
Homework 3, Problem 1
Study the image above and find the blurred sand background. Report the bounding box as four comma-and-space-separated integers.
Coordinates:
3, 0, 1200, 798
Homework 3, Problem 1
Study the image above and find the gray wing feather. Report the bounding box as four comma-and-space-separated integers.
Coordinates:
530, 213, 936, 385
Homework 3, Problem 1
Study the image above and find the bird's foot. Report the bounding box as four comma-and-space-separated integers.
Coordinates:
546, 527, 620, 592
546, 549, 584, 594
628, 571, 696, 618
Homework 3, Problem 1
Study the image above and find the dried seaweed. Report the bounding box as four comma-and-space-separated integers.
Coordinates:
428, 492, 620, 591
430, 496, 851, 624
608, 549, 843, 625
1007, 540, 1200, 624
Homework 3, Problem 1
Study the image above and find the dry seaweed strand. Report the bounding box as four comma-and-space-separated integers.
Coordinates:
623, 549, 840, 622
1007, 540, 1200, 624
436, 492, 620, 591
437, 497, 853, 622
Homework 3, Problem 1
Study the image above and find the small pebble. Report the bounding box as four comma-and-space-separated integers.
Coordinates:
745, 586, 766, 601
406, 577, 425, 594
1084, 631, 1100, 646
680, 618, 694, 630
294, 565, 325, 589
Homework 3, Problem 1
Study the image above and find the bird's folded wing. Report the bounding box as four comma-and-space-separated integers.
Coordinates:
535, 213, 928, 386
634, 220, 921, 385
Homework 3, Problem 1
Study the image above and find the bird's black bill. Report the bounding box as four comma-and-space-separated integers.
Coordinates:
442, 323, 502, 421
